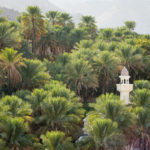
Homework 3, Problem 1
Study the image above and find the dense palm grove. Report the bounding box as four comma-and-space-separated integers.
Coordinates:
0, 6, 150, 150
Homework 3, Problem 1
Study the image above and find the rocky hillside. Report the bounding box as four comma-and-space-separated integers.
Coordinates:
0, 0, 60, 12
0, 7, 20, 20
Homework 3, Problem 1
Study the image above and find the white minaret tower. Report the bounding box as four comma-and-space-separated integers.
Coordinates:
116, 67, 133, 104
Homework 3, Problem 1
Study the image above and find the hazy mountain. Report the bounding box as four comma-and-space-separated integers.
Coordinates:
0, 0, 60, 12
0, 7, 20, 20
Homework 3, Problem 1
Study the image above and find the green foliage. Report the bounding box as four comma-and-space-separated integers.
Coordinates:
0, 48, 25, 92
134, 80, 150, 90
29, 88, 49, 117
115, 44, 144, 74
15, 89, 31, 102
0, 96, 32, 118
100, 28, 114, 41
41, 131, 75, 150
0, 22, 20, 50
89, 94, 133, 129
21, 6, 46, 54
39, 95, 84, 135
64, 59, 98, 99
0, 117, 33, 149
124, 21, 136, 31
131, 88, 150, 107
46, 11, 59, 26
79, 16, 97, 40
0, 5, 150, 150
82, 118, 120, 150
93, 51, 119, 93
21, 59, 50, 89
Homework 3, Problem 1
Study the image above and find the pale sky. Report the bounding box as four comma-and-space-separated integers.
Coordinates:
48, 0, 114, 13
48, 0, 87, 13
49, 0, 87, 6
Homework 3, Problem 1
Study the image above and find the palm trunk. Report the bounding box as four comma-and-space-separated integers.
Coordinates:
8, 68, 11, 93
102, 76, 107, 94
32, 17, 36, 55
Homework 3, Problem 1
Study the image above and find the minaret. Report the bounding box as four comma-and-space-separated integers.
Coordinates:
116, 67, 133, 104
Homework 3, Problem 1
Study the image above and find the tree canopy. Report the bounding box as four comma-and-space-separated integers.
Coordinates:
0, 5, 150, 150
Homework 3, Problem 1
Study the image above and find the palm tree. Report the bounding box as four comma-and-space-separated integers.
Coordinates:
43, 81, 79, 103
132, 107, 150, 150
92, 51, 119, 93
79, 16, 96, 28
124, 21, 136, 31
115, 44, 144, 78
41, 131, 75, 150
1, 95, 32, 118
134, 80, 150, 90
64, 59, 98, 99
100, 28, 114, 41
39, 96, 84, 135
57, 12, 74, 27
46, 11, 59, 26
79, 16, 97, 40
28, 88, 48, 117
88, 94, 133, 129
0, 117, 33, 150
0, 48, 25, 92
0, 102, 8, 121
75, 40, 94, 49
21, 6, 46, 54
37, 28, 53, 59
21, 59, 50, 90
80, 118, 119, 150
70, 28, 86, 46
15, 89, 31, 102
0, 22, 20, 50
130, 89, 150, 107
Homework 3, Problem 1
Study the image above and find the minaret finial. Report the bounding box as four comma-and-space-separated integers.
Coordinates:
121, 67, 129, 76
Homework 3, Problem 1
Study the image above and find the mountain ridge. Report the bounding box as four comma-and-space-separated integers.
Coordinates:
0, 0, 60, 12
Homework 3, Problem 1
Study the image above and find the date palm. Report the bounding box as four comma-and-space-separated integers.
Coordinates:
21, 6, 46, 54
0, 48, 25, 92
21, 59, 50, 90
57, 12, 74, 27
39, 96, 84, 135
64, 59, 98, 99
41, 131, 75, 150
130, 89, 150, 107
124, 21, 136, 31
133, 107, 150, 150
0, 96, 32, 118
79, 16, 97, 40
46, 11, 59, 26
79, 16, 96, 28
80, 119, 119, 150
28, 88, 48, 117
93, 51, 119, 93
0, 22, 20, 50
115, 44, 144, 77
100, 28, 114, 41
0, 117, 33, 150
134, 80, 150, 90
89, 94, 133, 129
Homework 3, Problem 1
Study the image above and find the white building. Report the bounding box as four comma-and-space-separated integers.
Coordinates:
116, 67, 133, 104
